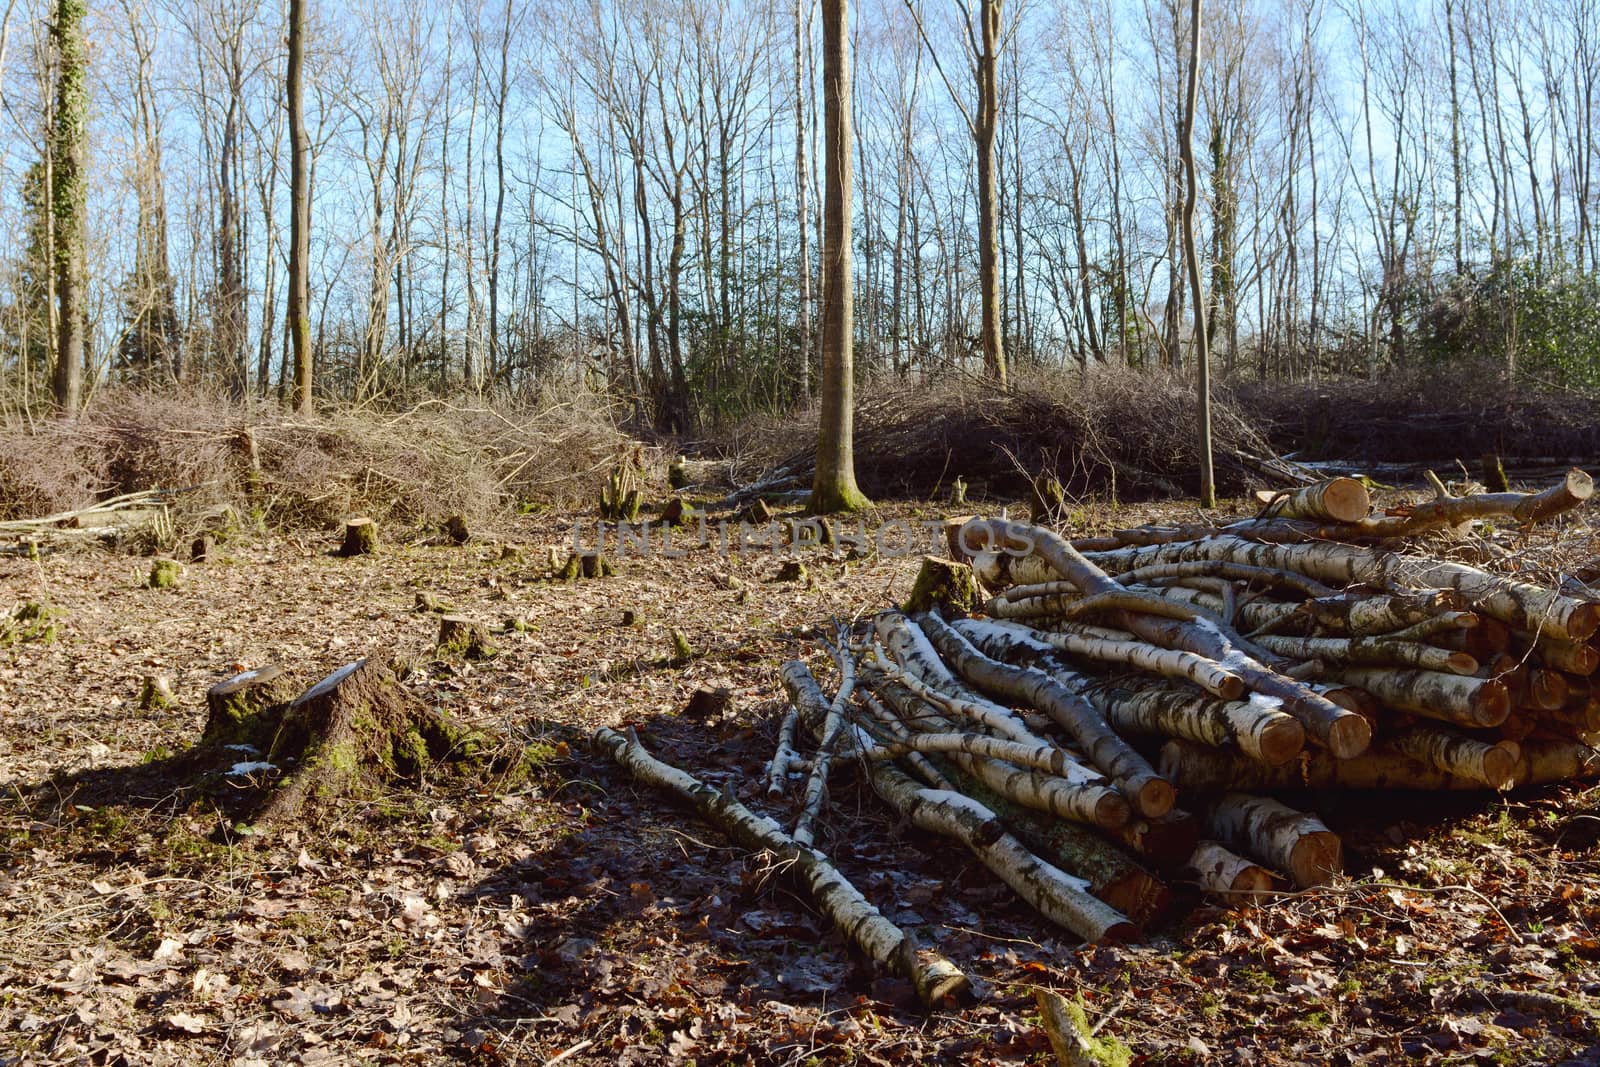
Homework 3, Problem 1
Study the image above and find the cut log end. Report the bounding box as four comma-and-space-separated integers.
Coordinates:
1255, 717, 1308, 767
1288, 832, 1344, 888
1320, 477, 1372, 523
1095, 791, 1134, 831
1324, 713, 1373, 760
1128, 775, 1176, 820
1482, 744, 1521, 791
1189, 842, 1276, 898
1473, 680, 1513, 727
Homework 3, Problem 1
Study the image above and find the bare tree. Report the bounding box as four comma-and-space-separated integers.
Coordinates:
1179, 0, 1214, 507
287, 0, 311, 412
810, 0, 867, 514
50, 0, 86, 414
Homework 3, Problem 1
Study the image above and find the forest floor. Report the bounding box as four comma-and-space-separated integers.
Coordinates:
3, 496, 1600, 1066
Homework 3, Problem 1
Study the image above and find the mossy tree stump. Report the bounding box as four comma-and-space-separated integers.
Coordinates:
437, 615, 498, 660
191, 534, 214, 562
224, 659, 482, 825
600, 460, 644, 521
148, 559, 182, 589
558, 552, 614, 580
443, 514, 471, 545
739, 498, 775, 524
139, 674, 175, 710
338, 517, 378, 557
903, 556, 979, 616
661, 497, 698, 527
203, 665, 301, 747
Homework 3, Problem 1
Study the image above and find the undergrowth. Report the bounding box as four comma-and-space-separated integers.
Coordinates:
0, 381, 643, 533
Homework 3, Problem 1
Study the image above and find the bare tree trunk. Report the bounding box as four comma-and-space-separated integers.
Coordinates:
287, 0, 312, 413
975, 0, 1007, 387
50, 0, 86, 415
810, 0, 868, 514
1180, 0, 1214, 507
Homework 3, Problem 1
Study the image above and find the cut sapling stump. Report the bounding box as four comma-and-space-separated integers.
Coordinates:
558, 552, 615, 580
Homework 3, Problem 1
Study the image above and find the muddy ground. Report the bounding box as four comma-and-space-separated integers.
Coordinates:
4, 498, 1600, 1066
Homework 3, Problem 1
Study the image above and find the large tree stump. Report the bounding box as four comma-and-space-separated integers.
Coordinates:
338, 517, 378, 557
249, 659, 481, 824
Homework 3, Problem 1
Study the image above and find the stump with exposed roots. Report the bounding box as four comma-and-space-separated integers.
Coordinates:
202, 659, 487, 825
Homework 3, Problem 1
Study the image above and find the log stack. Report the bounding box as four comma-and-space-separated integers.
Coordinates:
597, 472, 1598, 989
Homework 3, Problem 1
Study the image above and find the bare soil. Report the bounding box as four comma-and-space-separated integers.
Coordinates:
4, 499, 1600, 1066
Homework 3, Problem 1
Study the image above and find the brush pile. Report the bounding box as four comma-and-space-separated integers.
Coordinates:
597, 471, 1599, 1003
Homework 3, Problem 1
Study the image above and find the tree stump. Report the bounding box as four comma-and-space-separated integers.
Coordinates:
139, 674, 175, 710
246, 659, 482, 824
949, 476, 967, 506
443, 514, 470, 545
773, 560, 809, 584
739, 498, 775, 524
661, 497, 698, 527
148, 559, 181, 589
558, 552, 614, 580
191, 534, 214, 563
902, 556, 979, 616
203, 664, 301, 747
437, 615, 498, 660
414, 591, 452, 614
338, 517, 378, 557
668, 455, 689, 489
1029, 474, 1065, 523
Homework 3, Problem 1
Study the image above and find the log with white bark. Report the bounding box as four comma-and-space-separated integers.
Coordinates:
1323, 666, 1511, 728
1516, 633, 1600, 676
1160, 737, 1600, 791
956, 520, 1373, 757
793, 631, 858, 847
1257, 477, 1372, 523
783, 663, 1138, 942
1388, 727, 1521, 790
914, 613, 1174, 817
592, 725, 969, 1005
1206, 792, 1342, 888
1088, 677, 1306, 767
763, 707, 803, 796
856, 665, 1132, 830
1085, 535, 1600, 642
1188, 841, 1277, 897
1251, 633, 1479, 675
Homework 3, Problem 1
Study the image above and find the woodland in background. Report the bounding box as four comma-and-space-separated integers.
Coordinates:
4, 0, 1600, 432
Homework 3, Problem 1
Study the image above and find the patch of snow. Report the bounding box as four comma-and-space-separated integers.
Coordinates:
226, 761, 277, 776
1248, 693, 1285, 711
223, 744, 259, 754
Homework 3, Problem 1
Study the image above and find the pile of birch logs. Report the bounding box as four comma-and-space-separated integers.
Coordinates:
598, 470, 1599, 1002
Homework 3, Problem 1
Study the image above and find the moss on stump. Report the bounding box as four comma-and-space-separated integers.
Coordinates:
558, 552, 614, 580
902, 556, 979, 616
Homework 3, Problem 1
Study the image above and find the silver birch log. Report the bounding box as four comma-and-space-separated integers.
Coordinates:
1389, 727, 1521, 790
1188, 841, 1277, 897
1084, 535, 1600, 642
1258, 477, 1372, 523
1251, 633, 1479, 675
1325, 666, 1511, 727
1207, 792, 1342, 888
593, 725, 969, 1004
916, 613, 1174, 817
764, 707, 803, 796
783, 662, 1137, 942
